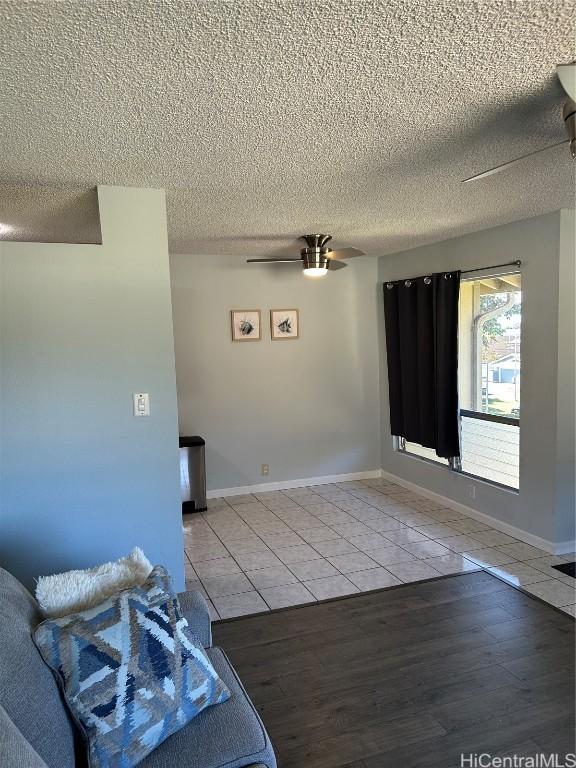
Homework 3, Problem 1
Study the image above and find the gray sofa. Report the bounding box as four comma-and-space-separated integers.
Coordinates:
0, 566, 276, 768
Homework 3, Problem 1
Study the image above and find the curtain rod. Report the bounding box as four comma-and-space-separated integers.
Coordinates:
384, 259, 522, 288
460, 259, 521, 275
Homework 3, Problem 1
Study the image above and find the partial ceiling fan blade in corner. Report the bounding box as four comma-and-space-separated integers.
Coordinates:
327, 259, 348, 270
461, 140, 569, 183
329, 247, 366, 259
246, 258, 302, 264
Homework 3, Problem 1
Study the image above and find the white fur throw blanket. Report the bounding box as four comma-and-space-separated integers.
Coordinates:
35, 548, 153, 618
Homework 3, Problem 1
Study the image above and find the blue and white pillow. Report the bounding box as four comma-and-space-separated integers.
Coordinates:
34, 566, 230, 768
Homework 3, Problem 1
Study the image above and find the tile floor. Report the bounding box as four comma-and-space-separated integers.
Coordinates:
183, 478, 576, 620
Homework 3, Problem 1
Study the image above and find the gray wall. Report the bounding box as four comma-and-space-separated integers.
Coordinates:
0, 186, 184, 589
555, 209, 575, 543
170, 254, 381, 491
378, 212, 567, 546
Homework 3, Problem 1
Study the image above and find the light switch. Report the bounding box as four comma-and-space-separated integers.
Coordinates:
133, 393, 150, 417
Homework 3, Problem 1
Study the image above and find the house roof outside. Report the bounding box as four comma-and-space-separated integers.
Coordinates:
491, 353, 521, 367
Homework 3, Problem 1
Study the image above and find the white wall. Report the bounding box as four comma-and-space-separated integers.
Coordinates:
555, 209, 575, 544
378, 211, 573, 550
0, 186, 184, 589
170, 254, 381, 491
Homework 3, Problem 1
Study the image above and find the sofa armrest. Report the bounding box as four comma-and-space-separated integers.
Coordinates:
0, 704, 49, 768
178, 590, 212, 648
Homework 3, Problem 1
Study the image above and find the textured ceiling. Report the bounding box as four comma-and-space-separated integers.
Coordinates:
0, 0, 574, 257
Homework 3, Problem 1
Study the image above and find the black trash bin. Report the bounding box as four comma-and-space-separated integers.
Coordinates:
179, 436, 207, 513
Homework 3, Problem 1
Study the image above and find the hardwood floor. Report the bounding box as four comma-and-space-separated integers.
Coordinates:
213, 571, 575, 768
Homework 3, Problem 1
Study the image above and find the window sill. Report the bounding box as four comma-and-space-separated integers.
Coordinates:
396, 446, 520, 494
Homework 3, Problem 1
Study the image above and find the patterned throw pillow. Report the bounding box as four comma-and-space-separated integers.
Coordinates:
33, 566, 230, 768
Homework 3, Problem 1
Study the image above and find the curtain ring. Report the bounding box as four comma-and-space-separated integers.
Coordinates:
444, 273, 452, 279
405, 280, 412, 287
424, 276, 431, 285
386, 282, 394, 289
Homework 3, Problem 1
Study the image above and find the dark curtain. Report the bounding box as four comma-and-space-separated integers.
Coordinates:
383, 271, 461, 458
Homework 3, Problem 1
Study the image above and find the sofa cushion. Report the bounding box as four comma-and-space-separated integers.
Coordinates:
139, 647, 276, 768
0, 567, 80, 768
0, 703, 49, 768
34, 567, 230, 768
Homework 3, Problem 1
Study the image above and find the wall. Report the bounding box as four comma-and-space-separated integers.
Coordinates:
0, 186, 184, 589
378, 211, 569, 548
555, 208, 575, 544
170, 254, 381, 492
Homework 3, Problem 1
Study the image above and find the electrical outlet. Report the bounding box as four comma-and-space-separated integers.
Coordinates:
261, 464, 269, 476
469, 484, 476, 500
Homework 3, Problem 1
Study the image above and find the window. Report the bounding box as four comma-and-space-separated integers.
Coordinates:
399, 270, 521, 490
458, 271, 521, 488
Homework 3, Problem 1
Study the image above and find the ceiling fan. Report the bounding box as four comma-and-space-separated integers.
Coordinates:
462, 63, 576, 183
247, 234, 365, 277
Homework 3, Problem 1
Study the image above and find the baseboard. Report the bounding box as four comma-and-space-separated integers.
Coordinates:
380, 469, 575, 556
554, 540, 576, 556
207, 469, 382, 499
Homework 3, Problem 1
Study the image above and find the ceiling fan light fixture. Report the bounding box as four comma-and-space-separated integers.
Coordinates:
302, 253, 329, 278
303, 266, 328, 278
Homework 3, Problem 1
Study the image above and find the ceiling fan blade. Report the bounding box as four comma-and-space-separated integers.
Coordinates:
246, 258, 302, 264
329, 247, 365, 259
461, 140, 569, 183
327, 259, 348, 270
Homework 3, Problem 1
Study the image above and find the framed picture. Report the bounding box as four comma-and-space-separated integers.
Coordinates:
230, 310, 261, 341
270, 308, 299, 340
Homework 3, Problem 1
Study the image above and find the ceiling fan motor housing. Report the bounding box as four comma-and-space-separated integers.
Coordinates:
301, 234, 332, 250
300, 234, 333, 268
302, 253, 330, 271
